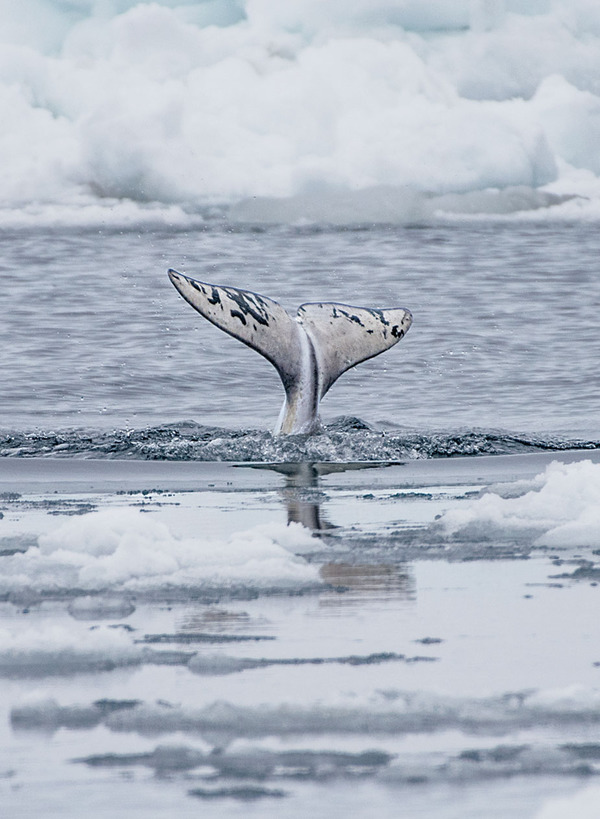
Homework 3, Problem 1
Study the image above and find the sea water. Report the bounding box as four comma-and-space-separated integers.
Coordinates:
1, 221, 600, 458
2, 2, 600, 817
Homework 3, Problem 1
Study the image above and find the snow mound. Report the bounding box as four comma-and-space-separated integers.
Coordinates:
0, 510, 319, 599
436, 460, 600, 547
1, 1, 600, 221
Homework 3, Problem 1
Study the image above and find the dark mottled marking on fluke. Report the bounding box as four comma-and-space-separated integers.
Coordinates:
208, 287, 221, 305
189, 279, 203, 293
230, 310, 247, 325
391, 325, 404, 338
332, 306, 362, 325
225, 289, 270, 327
338, 309, 364, 326
368, 308, 390, 327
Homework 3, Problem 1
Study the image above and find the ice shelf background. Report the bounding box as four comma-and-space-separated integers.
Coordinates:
0, 0, 600, 225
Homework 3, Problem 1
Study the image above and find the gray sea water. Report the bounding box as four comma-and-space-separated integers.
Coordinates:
2, 220, 599, 460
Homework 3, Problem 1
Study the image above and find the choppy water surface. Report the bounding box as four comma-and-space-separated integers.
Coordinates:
2, 221, 600, 459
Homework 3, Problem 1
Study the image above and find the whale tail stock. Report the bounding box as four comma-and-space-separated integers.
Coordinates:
168, 269, 412, 434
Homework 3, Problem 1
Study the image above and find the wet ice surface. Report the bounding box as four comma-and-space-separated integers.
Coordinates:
2, 454, 600, 817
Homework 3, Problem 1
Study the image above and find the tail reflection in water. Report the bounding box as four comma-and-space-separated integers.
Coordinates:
253, 462, 416, 604
319, 562, 416, 608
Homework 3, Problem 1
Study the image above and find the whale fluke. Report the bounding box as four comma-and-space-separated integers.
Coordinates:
168, 269, 412, 435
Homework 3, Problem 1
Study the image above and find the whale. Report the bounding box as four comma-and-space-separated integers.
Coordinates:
168, 269, 412, 435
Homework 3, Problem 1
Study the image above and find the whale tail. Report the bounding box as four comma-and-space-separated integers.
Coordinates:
168, 269, 412, 434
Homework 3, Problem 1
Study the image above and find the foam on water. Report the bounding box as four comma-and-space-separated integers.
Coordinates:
1, 0, 600, 223
2, 422, 598, 461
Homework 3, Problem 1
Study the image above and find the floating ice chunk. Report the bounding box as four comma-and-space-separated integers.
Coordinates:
539, 508, 600, 548
0, 511, 319, 598
11, 695, 145, 731
67, 596, 136, 621
436, 460, 600, 547
0, 622, 195, 678
381, 742, 598, 784
0, 624, 142, 676
56, 686, 600, 739
74, 741, 392, 783
526, 683, 600, 712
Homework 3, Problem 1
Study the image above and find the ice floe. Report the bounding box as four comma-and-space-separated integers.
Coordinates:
1, 1, 600, 222
12, 684, 600, 739
436, 459, 600, 547
0, 624, 144, 676
0, 510, 319, 599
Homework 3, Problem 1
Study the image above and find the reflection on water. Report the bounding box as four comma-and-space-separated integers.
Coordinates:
318, 562, 416, 608
256, 462, 417, 606
176, 607, 255, 634
256, 461, 397, 531
256, 461, 334, 530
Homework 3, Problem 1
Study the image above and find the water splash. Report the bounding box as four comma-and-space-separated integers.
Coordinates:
1, 419, 598, 462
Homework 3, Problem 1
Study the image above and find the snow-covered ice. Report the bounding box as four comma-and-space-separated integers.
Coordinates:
1, 1, 600, 224
0, 510, 318, 598
436, 459, 600, 547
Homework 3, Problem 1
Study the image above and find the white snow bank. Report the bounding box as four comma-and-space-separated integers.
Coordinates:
0, 1, 600, 220
0, 510, 318, 597
0, 198, 207, 229
436, 460, 600, 547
